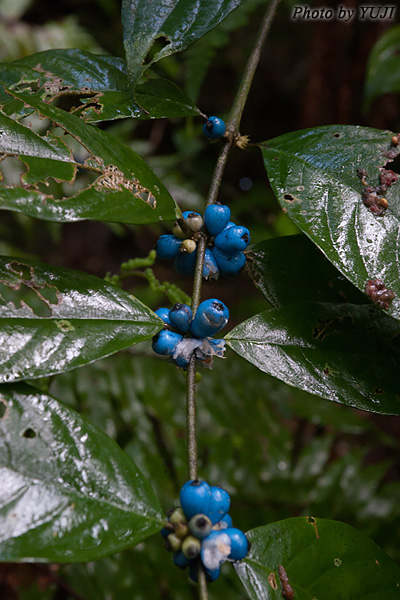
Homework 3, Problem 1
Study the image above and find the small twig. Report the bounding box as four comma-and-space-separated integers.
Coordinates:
197, 565, 209, 600
184, 1, 282, 596
186, 354, 198, 480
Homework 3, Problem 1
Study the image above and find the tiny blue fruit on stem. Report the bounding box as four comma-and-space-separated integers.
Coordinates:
203, 248, 220, 280
213, 513, 233, 530
169, 303, 192, 333
211, 246, 246, 277
155, 307, 172, 326
180, 480, 212, 520
204, 204, 231, 236
175, 249, 197, 276
224, 528, 249, 561
152, 330, 182, 356
189, 561, 221, 583
190, 299, 229, 338
203, 116, 226, 139
156, 234, 182, 259
173, 550, 192, 569
208, 486, 231, 524
214, 225, 250, 252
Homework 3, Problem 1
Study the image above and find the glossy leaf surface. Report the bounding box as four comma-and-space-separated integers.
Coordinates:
0, 256, 162, 382
247, 235, 367, 307
122, 0, 248, 85
260, 125, 400, 320
364, 24, 400, 109
226, 302, 400, 414
0, 49, 200, 121
0, 383, 163, 562
0, 89, 179, 224
235, 517, 400, 600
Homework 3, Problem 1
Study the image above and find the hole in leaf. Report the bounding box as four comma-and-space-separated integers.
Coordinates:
389, 153, 400, 175
22, 428, 36, 438
0, 281, 54, 317
307, 516, 316, 524
144, 36, 172, 65
273, 157, 279, 162
333, 132, 341, 138
284, 193, 294, 201
0, 399, 7, 419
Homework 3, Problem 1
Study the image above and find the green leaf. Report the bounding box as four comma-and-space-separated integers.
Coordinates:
248, 235, 367, 307
225, 302, 400, 414
122, 0, 248, 86
260, 125, 400, 320
0, 49, 200, 121
0, 383, 163, 562
364, 25, 400, 110
235, 517, 400, 600
0, 256, 163, 382
0, 89, 179, 224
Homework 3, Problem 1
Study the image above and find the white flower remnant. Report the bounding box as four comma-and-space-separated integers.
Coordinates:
201, 532, 231, 570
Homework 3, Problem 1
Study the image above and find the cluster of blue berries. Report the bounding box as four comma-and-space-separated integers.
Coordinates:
156, 204, 250, 280
203, 116, 226, 140
162, 480, 249, 582
152, 299, 228, 369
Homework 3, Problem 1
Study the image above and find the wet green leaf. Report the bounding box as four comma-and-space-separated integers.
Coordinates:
0, 383, 163, 562
0, 89, 179, 224
0, 256, 163, 382
235, 517, 400, 600
248, 235, 367, 307
122, 0, 248, 86
364, 25, 400, 110
226, 302, 400, 414
0, 49, 200, 121
260, 125, 400, 319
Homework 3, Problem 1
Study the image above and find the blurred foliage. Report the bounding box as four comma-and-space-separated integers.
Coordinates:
38, 348, 400, 598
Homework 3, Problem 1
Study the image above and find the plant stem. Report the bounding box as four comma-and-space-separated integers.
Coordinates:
186, 355, 198, 481
228, 0, 282, 132
184, 0, 282, 587
198, 566, 209, 600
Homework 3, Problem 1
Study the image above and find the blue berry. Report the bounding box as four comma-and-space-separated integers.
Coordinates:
161, 527, 171, 539
208, 486, 231, 525
203, 248, 220, 280
152, 330, 182, 356
173, 353, 190, 370
214, 225, 250, 252
156, 234, 182, 260
190, 299, 229, 339
169, 303, 192, 333
203, 116, 226, 139
175, 249, 197, 276
173, 550, 191, 569
204, 204, 231, 236
225, 528, 249, 561
189, 562, 221, 582
155, 307, 171, 326
180, 480, 212, 520
214, 513, 233, 530
211, 247, 246, 277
